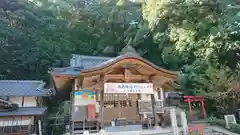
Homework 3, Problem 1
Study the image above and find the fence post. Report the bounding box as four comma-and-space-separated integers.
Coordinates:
181, 111, 188, 135
170, 108, 179, 135
38, 120, 42, 135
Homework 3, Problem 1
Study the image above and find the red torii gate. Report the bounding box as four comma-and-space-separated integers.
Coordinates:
184, 96, 207, 120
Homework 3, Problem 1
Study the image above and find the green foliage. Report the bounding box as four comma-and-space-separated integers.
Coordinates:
9, 103, 19, 112
208, 117, 240, 134
0, 0, 143, 81
142, 0, 240, 113
1, 0, 240, 115
208, 117, 226, 127
229, 123, 240, 134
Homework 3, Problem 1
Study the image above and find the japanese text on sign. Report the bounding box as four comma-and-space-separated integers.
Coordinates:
104, 83, 154, 94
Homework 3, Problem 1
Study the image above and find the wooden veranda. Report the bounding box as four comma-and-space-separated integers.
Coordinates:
73, 52, 179, 128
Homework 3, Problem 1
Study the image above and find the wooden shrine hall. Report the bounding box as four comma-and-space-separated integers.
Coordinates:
51, 52, 179, 132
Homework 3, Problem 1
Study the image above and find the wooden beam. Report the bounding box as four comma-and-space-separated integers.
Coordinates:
104, 74, 124, 80
127, 74, 149, 81
80, 58, 179, 80
83, 73, 150, 82
104, 73, 149, 81
96, 90, 100, 131
124, 68, 131, 81
76, 76, 84, 90
100, 87, 104, 128
81, 73, 174, 92
53, 74, 76, 79
82, 84, 102, 91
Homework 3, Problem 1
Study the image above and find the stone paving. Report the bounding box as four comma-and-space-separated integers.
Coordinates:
64, 124, 239, 135
65, 125, 174, 135
103, 125, 174, 135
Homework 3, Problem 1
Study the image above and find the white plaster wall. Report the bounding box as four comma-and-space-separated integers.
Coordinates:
0, 116, 34, 126
10, 97, 37, 107
23, 97, 37, 107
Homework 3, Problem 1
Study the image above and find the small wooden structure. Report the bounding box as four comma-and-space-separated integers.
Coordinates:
184, 96, 207, 121
71, 52, 179, 130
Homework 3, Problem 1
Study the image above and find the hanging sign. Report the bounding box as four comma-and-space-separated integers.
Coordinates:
104, 83, 154, 94
74, 90, 96, 105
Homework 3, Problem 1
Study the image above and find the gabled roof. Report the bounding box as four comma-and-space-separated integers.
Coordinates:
80, 52, 179, 78
51, 53, 179, 78
0, 80, 50, 96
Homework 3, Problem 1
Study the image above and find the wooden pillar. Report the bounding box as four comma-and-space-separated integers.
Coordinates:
118, 94, 121, 118
74, 78, 79, 91
151, 94, 158, 126
187, 98, 193, 121
201, 100, 207, 120
71, 91, 75, 134
160, 88, 164, 101
149, 75, 158, 127
95, 90, 100, 131
100, 90, 104, 128
38, 120, 42, 135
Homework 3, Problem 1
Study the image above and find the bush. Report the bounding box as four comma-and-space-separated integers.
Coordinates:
208, 117, 240, 134
208, 117, 226, 127
229, 123, 240, 134
10, 103, 19, 111
189, 131, 203, 135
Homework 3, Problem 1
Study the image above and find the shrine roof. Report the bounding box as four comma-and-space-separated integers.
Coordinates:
51, 53, 179, 78
80, 52, 179, 77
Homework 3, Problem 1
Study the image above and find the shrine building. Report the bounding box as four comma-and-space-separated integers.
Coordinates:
50, 52, 179, 132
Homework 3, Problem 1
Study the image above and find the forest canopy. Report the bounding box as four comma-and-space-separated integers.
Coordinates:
0, 0, 240, 112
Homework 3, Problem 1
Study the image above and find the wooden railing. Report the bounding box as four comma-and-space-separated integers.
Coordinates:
0, 125, 35, 134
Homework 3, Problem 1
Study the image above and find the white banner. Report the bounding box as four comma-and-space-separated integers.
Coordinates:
104, 83, 154, 94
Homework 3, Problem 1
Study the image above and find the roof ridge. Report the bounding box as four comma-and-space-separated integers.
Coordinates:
72, 54, 113, 60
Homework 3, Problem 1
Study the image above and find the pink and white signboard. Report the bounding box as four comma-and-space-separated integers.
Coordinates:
104, 83, 154, 94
